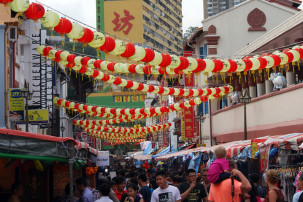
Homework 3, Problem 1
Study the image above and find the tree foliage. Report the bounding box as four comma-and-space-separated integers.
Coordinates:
183, 26, 199, 46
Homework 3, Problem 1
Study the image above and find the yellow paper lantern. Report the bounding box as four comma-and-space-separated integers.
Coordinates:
234, 59, 246, 72
101, 61, 109, 71
96, 72, 105, 80
87, 59, 96, 68
110, 39, 126, 55
74, 56, 83, 66
289, 50, 300, 62
131, 82, 139, 90
48, 49, 57, 60
40, 11, 60, 29
60, 51, 70, 61
173, 88, 180, 96
249, 58, 260, 71
194, 98, 202, 105
10, 0, 29, 13
149, 51, 162, 66
67, 23, 85, 40
120, 79, 128, 87
169, 55, 181, 69
203, 59, 215, 73
129, 46, 146, 61
135, 64, 144, 74
221, 60, 230, 72
89, 32, 105, 48
37, 45, 45, 55
187, 57, 198, 72
274, 52, 288, 65
263, 56, 274, 69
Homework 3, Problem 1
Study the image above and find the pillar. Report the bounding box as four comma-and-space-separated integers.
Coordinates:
248, 75, 256, 98
0, 25, 6, 128
286, 71, 295, 86
264, 71, 273, 94
256, 73, 265, 97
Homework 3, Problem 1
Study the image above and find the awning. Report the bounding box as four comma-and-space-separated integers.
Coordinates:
133, 154, 151, 161
185, 144, 195, 150
89, 147, 98, 156
262, 133, 303, 150
75, 141, 89, 150
156, 147, 195, 161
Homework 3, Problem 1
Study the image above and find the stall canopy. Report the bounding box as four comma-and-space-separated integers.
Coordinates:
152, 146, 174, 158
0, 128, 75, 162
262, 133, 303, 150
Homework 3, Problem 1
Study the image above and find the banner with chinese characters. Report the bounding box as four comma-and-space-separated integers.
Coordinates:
104, 0, 143, 43
181, 109, 187, 141
184, 107, 195, 138
132, 95, 139, 102
123, 96, 131, 102
259, 145, 270, 172
115, 96, 122, 102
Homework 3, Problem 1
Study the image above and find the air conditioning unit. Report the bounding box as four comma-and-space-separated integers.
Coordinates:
8, 26, 17, 41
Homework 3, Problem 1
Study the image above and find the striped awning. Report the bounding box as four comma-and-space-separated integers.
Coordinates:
75, 141, 89, 150
262, 133, 303, 150
89, 147, 99, 156
133, 154, 151, 161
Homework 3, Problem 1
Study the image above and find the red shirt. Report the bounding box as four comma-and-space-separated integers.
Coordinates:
115, 189, 127, 200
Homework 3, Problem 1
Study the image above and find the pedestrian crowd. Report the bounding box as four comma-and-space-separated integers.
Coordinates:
51, 147, 303, 202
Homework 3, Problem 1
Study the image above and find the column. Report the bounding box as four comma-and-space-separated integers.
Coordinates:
248, 75, 256, 98
0, 25, 6, 128
264, 71, 273, 94
256, 73, 265, 97
286, 65, 295, 86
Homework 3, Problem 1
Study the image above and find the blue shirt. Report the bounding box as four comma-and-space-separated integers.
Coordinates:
78, 187, 94, 202
293, 191, 303, 202
139, 186, 151, 202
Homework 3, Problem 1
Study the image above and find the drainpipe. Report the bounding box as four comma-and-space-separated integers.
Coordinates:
0, 24, 6, 128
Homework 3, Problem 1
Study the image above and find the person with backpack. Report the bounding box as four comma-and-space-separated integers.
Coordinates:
293, 171, 303, 202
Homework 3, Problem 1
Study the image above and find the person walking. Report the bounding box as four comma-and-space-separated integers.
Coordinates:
123, 183, 144, 202
264, 170, 284, 202
178, 169, 208, 202
138, 173, 152, 202
293, 172, 303, 202
151, 170, 181, 202
114, 177, 127, 201
96, 183, 113, 202
75, 177, 94, 202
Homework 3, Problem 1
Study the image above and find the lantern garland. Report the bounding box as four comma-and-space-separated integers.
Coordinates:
53, 83, 232, 120
42, 47, 233, 98
12, 2, 303, 75
75, 121, 171, 135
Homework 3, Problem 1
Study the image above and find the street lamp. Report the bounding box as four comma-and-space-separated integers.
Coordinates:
239, 88, 251, 140
60, 122, 65, 137
195, 115, 206, 145
20, 82, 33, 132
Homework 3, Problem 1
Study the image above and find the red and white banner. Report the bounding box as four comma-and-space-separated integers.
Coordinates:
184, 107, 194, 138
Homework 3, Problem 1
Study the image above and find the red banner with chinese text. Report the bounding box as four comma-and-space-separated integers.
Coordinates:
184, 107, 195, 138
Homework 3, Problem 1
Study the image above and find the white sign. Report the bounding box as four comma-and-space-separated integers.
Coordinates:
96, 151, 110, 167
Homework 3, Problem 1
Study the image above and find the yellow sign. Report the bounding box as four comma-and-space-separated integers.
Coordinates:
132, 95, 139, 102
115, 96, 122, 102
28, 110, 49, 123
140, 95, 146, 102
251, 141, 258, 159
104, 0, 143, 43
9, 89, 24, 111
123, 96, 131, 102
197, 144, 206, 147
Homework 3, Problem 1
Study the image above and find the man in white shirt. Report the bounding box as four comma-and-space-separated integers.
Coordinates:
96, 183, 113, 202
151, 170, 181, 202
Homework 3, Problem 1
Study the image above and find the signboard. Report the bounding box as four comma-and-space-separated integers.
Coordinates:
17, 109, 49, 124
259, 145, 270, 172
96, 151, 110, 167
181, 110, 187, 141
184, 107, 194, 138
8, 89, 24, 121
251, 141, 258, 159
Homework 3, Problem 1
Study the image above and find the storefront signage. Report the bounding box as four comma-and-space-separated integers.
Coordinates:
9, 88, 24, 121
96, 151, 110, 167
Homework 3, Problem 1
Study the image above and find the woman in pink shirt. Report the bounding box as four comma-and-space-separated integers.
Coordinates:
207, 146, 231, 183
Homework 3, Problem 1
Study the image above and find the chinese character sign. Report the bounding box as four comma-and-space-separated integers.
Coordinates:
132, 95, 139, 102
184, 107, 195, 138
104, 0, 143, 43
115, 96, 122, 102
112, 10, 135, 35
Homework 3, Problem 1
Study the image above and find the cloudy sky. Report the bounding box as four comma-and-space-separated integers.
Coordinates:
34, 0, 204, 34
35, 0, 301, 34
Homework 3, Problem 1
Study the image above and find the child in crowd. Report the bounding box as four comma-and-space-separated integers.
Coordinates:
207, 146, 231, 183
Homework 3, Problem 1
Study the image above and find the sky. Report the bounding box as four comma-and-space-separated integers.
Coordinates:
33, 0, 204, 34
34, 0, 302, 34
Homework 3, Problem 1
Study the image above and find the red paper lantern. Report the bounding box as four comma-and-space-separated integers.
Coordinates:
24, 3, 45, 21
77, 28, 94, 44
113, 77, 122, 85
100, 36, 116, 52
130, 109, 136, 115
125, 80, 134, 88
168, 88, 175, 95
94, 60, 103, 69
54, 50, 63, 62
206, 89, 212, 96
148, 85, 155, 92
178, 57, 189, 70
110, 108, 116, 114
228, 60, 237, 73
200, 96, 208, 102
242, 59, 253, 71
57, 99, 63, 105
283, 51, 294, 64
73, 120, 77, 125
179, 89, 185, 96
188, 89, 194, 97
158, 87, 165, 94
0, 0, 13, 6
54, 18, 73, 35
79, 66, 87, 74
81, 57, 91, 66
128, 64, 137, 74
121, 42, 136, 58
107, 62, 116, 72
212, 59, 224, 72
193, 59, 206, 73
197, 89, 203, 96
140, 108, 146, 115
271, 55, 281, 66
137, 83, 144, 91
43, 47, 52, 56
65, 101, 71, 108
179, 102, 185, 109
91, 70, 100, 78
258, 57, 267, 70
141, 48, 155, 62
101, 73, 110, 81
189, 100, 195, 106
159, 53, 172, 67
158, 67, 167, 75
67, 54, 76, 63
143, 65, 152, 75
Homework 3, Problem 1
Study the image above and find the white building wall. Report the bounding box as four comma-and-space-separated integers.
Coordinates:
202, 0, 297, 58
